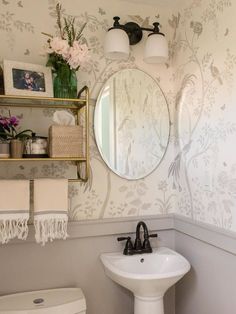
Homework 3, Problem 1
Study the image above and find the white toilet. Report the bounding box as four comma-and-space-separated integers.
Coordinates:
0, 287, 86, 314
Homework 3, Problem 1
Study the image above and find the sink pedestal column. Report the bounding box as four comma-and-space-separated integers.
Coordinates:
134, 296, 164, 314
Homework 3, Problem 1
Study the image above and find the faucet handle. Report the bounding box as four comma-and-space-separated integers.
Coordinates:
142, 233, 158, 253
149, 233, 158, 238
117, 237, 130, 241
117, 236, 134, 255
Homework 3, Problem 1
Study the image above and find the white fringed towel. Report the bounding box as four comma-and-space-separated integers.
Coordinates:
0, 180, 30, 244
33, 179, 68, 245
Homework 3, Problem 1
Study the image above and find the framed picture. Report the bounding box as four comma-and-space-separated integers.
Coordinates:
3, 60, 53, 97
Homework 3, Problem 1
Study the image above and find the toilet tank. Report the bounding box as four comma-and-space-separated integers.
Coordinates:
0, 288, 86, 314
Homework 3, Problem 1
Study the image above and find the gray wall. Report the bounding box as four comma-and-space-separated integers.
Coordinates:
175, 231, 236, 314
0, 229, 175, 314
2, 215, 235, 314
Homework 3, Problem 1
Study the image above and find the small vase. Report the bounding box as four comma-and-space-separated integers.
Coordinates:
53, 64, 77, 99
10, 139, 23, 158
0, 142, 10, 158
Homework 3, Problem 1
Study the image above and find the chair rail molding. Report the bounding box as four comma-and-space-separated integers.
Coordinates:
6, 214, 236, 256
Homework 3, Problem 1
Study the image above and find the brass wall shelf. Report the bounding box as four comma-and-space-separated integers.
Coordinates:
0, 86, 89, 182
0, 157, 86, 161
0, 94, 86, 110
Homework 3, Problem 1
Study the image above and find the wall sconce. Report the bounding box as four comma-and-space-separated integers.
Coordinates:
104, 16, 168, 64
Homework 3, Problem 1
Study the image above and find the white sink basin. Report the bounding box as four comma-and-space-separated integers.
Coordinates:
100, 247, 190, 314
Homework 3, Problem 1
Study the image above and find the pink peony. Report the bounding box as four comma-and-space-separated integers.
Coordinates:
67, 42, 89, 69
50, 37, 70, 59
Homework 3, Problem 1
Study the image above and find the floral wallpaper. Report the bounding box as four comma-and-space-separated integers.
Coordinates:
0, 0, 176, 220
0, 0, 236, 234
170, 0, 236, 231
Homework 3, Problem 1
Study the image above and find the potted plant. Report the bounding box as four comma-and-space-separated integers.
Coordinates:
0, 111, 32, 158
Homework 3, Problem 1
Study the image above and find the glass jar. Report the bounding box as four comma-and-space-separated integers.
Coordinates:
23, 133, 48, 158
53, 64, 77, 99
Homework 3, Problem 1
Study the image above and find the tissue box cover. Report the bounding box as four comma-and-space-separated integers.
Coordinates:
49, 125, 84, 158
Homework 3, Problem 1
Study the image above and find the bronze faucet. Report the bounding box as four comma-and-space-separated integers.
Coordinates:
117, 221, 158, 255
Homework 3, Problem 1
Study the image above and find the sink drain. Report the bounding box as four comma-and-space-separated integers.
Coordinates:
33, 298, 44, 305
140, 258, 144, 263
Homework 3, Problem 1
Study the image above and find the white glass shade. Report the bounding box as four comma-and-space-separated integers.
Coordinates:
144, 34, 168, 64
104, 28, 130, 60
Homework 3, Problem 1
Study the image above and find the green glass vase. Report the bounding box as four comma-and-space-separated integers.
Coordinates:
53, 64, 77, 99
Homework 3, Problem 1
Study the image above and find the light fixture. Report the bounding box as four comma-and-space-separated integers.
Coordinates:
104, 17, 168, 64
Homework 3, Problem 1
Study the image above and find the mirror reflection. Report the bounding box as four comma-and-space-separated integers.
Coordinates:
94, 69, 170, 180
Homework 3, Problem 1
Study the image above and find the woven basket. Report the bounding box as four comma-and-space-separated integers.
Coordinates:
49, 125, 84, 158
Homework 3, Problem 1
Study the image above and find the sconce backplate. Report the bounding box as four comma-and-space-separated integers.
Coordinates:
124, 22, 143, 45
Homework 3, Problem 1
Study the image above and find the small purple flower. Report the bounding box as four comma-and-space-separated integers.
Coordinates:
9, 116, 19, 127
0, 117, 9, 127
0, 112, 26, 141
0, 115, 19, 129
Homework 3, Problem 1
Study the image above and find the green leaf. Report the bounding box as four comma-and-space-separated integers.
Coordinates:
0, 131, 9, 138
76, 22, 87, 41
15, 129, 33, 139
71, 21, 76, 42
64, 17, 72, 46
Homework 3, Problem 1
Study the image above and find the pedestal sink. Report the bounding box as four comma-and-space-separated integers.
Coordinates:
100, 247, 190, 314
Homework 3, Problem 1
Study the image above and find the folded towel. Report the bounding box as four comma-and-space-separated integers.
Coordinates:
33, 179, 68, 245
0, 180, 30, 244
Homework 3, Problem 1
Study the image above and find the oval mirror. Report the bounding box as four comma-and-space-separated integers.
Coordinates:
94, 69, 170, 180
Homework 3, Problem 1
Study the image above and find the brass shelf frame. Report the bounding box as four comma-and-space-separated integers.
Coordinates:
0, 86, 89, 182
0, 157, 86, 161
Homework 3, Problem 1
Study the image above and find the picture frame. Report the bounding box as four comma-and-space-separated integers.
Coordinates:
3, 60, 53, 97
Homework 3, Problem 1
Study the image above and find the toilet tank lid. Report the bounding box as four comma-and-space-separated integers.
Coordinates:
0, 288, 86, 314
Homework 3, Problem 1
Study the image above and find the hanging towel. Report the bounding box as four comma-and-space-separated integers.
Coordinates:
0, 180, 30, 244
33, 179, 68, 245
